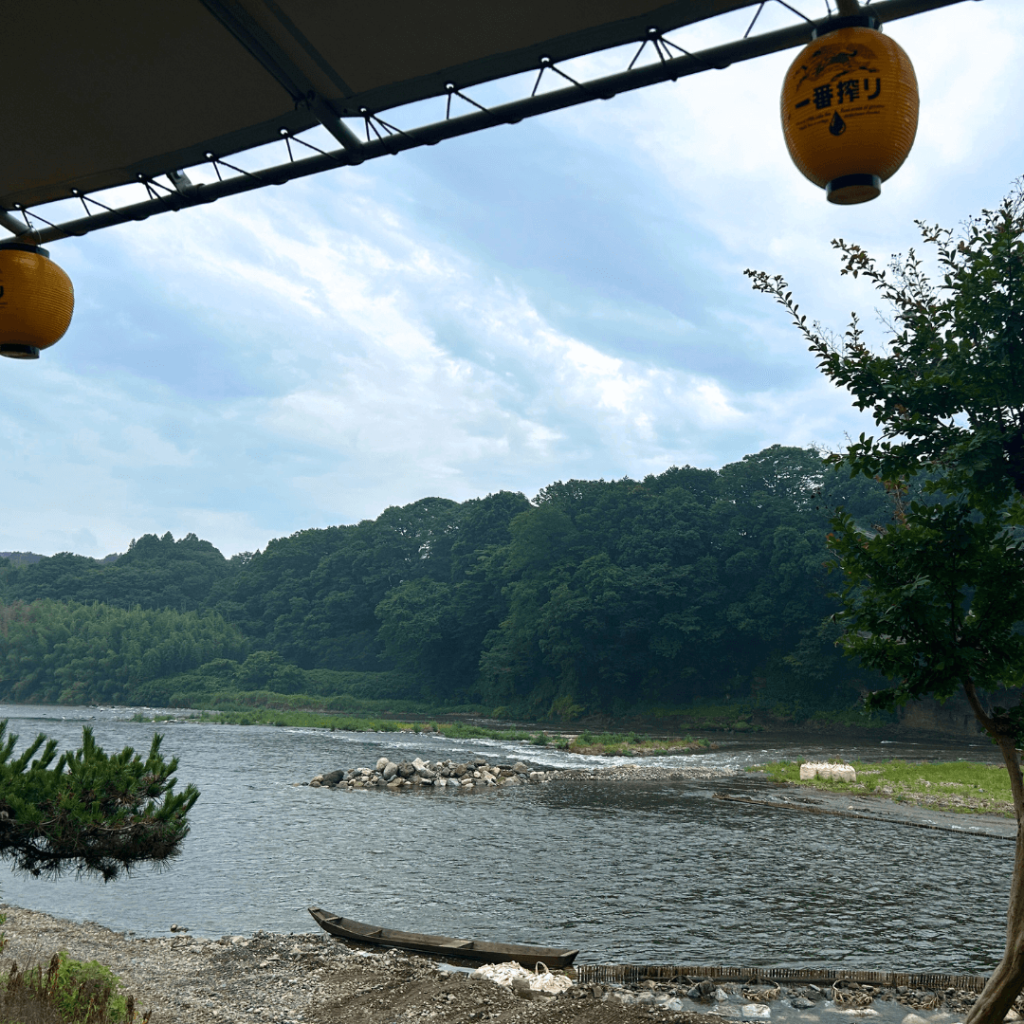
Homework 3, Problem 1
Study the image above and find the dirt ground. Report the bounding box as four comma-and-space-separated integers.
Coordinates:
0, 905, 726, 1024
307, 953, 724, 1024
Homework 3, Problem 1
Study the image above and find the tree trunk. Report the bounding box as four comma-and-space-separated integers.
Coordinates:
965, 684, 1024, 1024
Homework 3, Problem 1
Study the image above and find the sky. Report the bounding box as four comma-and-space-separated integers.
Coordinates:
2, 0, 1021, 560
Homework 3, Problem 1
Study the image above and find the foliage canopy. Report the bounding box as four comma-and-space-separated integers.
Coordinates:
0, 721, 199, 881
0, 454, 892, 719
748, 186, 1024, 1024
747, 190, 1024, 737
803, 193, 1024, 510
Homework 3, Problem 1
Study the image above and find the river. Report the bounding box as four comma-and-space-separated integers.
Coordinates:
0, 704, 1010, 973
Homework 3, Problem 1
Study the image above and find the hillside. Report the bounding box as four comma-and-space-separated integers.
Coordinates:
0, 445, 895, 722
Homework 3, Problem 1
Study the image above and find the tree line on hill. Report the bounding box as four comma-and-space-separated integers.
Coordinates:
0, 445, 894, 718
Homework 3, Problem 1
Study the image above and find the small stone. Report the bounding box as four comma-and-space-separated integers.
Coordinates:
792, 997, 814, 1009
376, 757, 389, 771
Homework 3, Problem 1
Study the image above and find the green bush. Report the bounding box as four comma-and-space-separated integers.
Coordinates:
0, 951, 139, 1023
49, 953, 130, 1022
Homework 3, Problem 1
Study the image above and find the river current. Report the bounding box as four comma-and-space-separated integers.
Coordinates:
0, 704, 1011, 973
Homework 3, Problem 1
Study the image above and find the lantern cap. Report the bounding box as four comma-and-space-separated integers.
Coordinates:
826, 174, 882, 205
0, 344, 42, 360
812, 14, 881, 38
0, 240, 50, 257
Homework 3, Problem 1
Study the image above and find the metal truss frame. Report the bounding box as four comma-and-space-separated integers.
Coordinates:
0, 0, 975, 247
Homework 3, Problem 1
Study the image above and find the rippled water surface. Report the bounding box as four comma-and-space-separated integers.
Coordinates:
0, 705, 1010, 973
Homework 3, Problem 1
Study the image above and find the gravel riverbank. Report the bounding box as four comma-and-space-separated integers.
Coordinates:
0, 906, 720, 1024
0, 906, 997, 1024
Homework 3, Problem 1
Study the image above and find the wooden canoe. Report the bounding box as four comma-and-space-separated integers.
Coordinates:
308, 906, 579, 968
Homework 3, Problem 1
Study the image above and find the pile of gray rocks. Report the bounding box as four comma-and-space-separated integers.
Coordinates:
307, 754, 557, 791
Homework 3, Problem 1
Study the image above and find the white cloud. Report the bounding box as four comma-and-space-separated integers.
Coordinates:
3, 0, 1018, 556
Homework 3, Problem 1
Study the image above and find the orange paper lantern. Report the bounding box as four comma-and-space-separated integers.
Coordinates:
0, 243, 75, 359
780, 16, 918, 204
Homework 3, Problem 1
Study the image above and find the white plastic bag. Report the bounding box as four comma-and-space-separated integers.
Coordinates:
471, 960, 573, 996
799, 761, 857, 783
529, 963, 574, 995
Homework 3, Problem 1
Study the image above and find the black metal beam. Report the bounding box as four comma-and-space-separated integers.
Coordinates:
8, 0, 977, 245
198, 0, 365, 155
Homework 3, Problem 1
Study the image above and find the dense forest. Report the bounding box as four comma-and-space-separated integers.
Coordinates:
0, 446, 894, 719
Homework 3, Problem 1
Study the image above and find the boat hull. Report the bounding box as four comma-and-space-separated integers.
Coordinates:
308, 907, 578, 969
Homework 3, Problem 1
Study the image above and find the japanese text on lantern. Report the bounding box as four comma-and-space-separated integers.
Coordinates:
796, 77, 882, 110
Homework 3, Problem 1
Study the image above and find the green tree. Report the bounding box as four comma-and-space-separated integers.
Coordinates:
0, 721, 199, 880
0, 598, 247, 705
747, 187, 1024, 1024
477, 455, 860, 717
0, 532, 232, 612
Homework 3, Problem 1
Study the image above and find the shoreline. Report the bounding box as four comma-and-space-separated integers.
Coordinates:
728, 777, 1017, 839
163, 711, 714, 759
303, 754, 1018, 834
751, 761, 1016, 822
0, 904, 723, 1024
2, 700, 993, 757
0, 906, 995, 1024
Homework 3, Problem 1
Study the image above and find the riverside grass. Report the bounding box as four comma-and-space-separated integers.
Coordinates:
130, 708, 705, 756
568, 730, 708, 756
756, 759, 1014, 817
